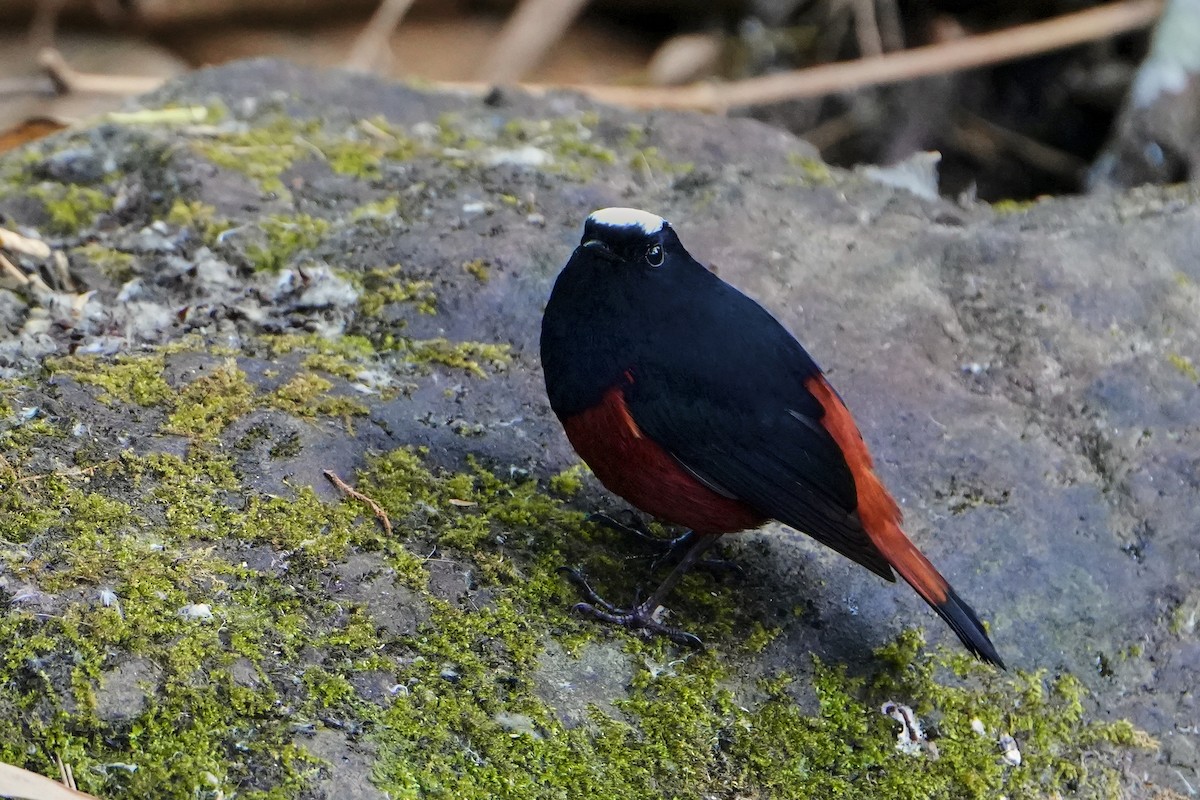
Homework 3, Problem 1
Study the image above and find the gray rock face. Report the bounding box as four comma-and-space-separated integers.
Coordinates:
0, 59, 1197, 796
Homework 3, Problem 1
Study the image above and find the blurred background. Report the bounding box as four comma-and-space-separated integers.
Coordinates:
0, 0, 1191, 201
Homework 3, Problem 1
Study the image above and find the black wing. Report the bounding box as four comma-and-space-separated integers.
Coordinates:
623, 284, 896, 580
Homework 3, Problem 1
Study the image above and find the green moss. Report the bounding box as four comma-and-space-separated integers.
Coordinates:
162, 359, 256, 440
434, 113, 485, 152
1170, 590, 1200, 636
496, 115, 616, 180
1167, 352, 1199, 382
192, 116, 306, 195
28, 182, 112, 234
268, 431, 303, 460
743, 621, 780, 654
48, 348, 374, 445
548, 465, 586, 497
302, 352, 363, 382
268, 371, 335, 412
72, 243, 137, 282
991, 198, 1038, 215
0, 408, 61, 450
244, 213, 331, 272
350, 196, 402, 222
629, 146, 694, 179
362, 116, 423, 163
235, 423, 271, 451
0, 148, 42, 200
0, 447, 328, 798
323, 140, 382, 178
192, 114, 421, 196
0, 410, 1154, 800
403, 338, 510, 378
267, 333, 377, 360
165, 198, 232, 245
268, 372, 370, 425
357, 267, 438, 317
47, 353, 172, 406
463, 258, 490, 283
787, 153, 834, 186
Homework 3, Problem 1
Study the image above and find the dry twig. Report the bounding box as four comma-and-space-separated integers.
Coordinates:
38, 48, 166, 96
28, 0, 67, 49
0, 760, 100, 800
4, 460, 119, 489
953, 111, 1087, 180
460, 0, 1162, 111
476, 0, 592, 82
344, 0, 419, 73
876, 0, 905, 52
0, 76, 58, 99
853, 0, 885, 57
0, 228, 52, 260
0, 253, 29, 285
53, 755, 73, 791
323, 469, 393, 536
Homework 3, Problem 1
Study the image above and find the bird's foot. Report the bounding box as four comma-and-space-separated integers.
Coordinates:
557, 567, 703, 648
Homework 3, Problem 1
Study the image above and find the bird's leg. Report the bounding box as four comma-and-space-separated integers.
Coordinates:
587, 510, 692, 550
588, 512, 739, 574
562, 533, 722, 647
557, 567, 625, 614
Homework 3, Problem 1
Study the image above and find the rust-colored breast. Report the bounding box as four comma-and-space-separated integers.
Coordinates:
562, 385, 765, 535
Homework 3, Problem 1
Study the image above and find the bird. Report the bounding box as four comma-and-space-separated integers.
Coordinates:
539, 207, 1004, 667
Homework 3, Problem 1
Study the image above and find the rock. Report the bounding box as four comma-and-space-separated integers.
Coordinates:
1090, 0, 1200, 187
0, 58, 1194, 799
95, 658, 161, 723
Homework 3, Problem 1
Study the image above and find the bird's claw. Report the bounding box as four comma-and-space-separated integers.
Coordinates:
571, 601, 704, 648
558, 566, 621, 613
560, 567, 704, 648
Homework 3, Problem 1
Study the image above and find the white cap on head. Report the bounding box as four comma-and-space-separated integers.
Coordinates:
587, 207, 667, 234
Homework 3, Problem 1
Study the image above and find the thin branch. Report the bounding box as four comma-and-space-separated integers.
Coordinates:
853, 0, 884, 57
0, 253, 29, 285
476, 0, 591, 82
0, 227, 52, 259
323, 469, 393, 536
28, 0, 67, 49
0, 760, 100, 800
344, 0, 418, 73
954, 111, 1087, 180
0, 76, 57, 98
11, 460, 120, 487
38, 48, 166, 96
54, 754, 74, 791
799, 106, 876, 151
459, 0, 1162, 111
876, 0, 905, 51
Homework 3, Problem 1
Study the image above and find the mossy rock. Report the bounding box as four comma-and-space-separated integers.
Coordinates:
1, 59, 1196, 798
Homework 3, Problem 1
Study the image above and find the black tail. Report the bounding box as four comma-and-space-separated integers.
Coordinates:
933, 585, 1005, 669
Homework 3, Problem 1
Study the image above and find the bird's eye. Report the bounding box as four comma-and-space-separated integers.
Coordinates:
646, 244, 664, 267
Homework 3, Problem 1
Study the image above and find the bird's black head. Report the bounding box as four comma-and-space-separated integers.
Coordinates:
542, 207, 722, 414
576, 207, 680, 271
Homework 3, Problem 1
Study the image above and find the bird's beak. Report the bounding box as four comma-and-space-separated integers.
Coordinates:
581, 239, 620, 262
